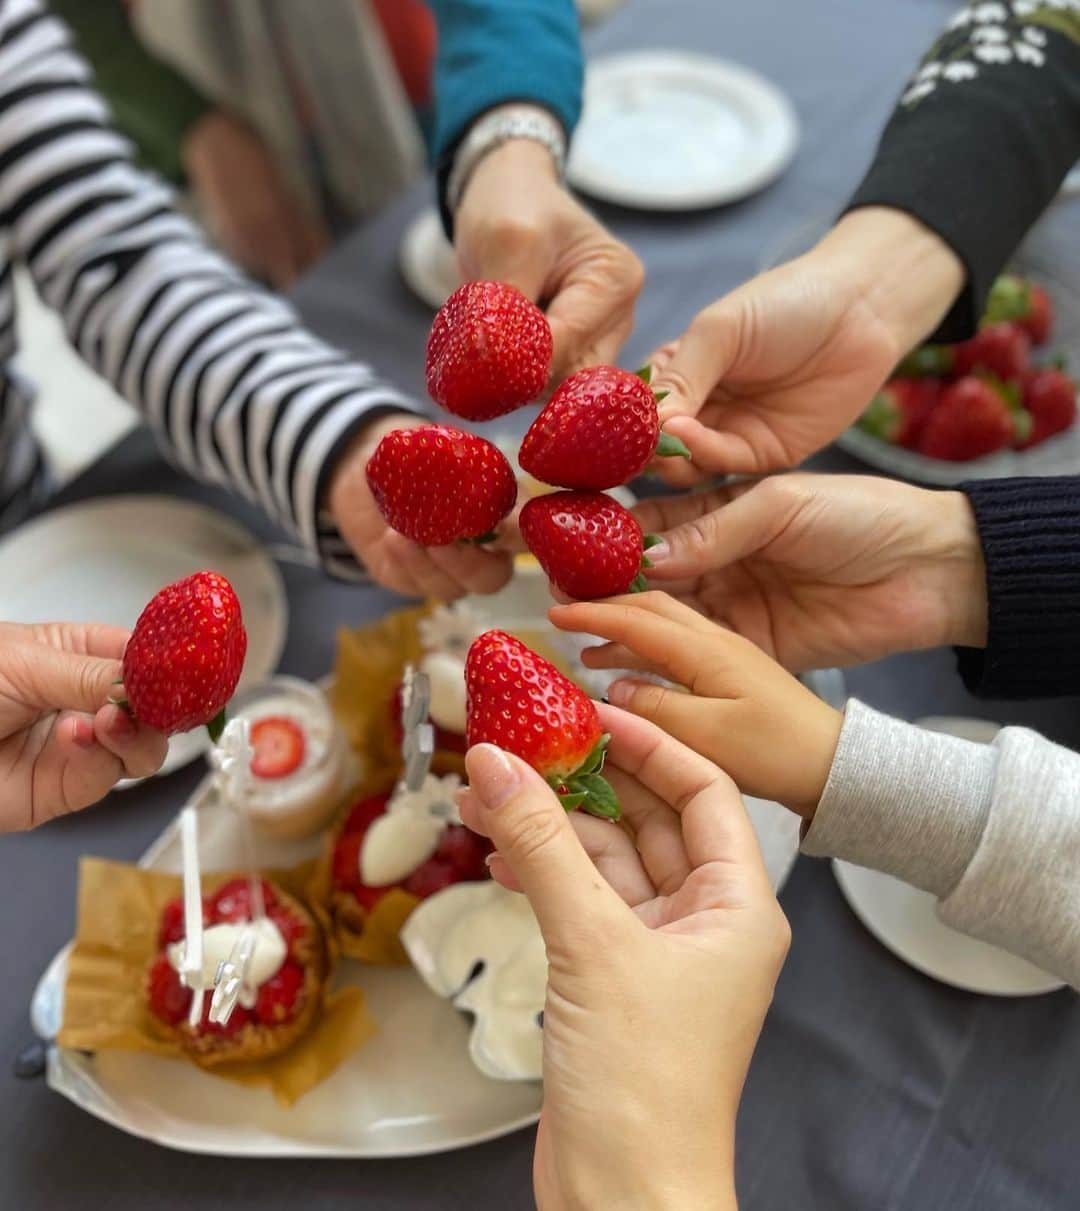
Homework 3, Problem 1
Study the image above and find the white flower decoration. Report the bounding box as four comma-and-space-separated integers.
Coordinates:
390, 772, 463, 825
1022, 26, 1048, 45
944, 60, 979, 80
972, 24, 1009, 41
1014, 41, 1046, 63
1012, 0, 1037, 12
975, 42, 1014, 61
902, 80, 937, 105
418, 602, 488, 658
917, 61, 944, 80
949, 8, 974, 27
973, 2, 1008, 19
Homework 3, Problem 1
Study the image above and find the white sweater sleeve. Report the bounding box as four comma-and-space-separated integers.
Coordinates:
0, 0, 421, 577
803, 698, 1080, 989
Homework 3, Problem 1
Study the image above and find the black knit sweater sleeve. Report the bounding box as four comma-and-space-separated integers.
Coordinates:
847, 4, 1080, 343
956, 476, 1080, 698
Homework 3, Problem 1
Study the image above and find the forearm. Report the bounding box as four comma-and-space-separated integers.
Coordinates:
804, 700, 1080, 988
845, 2, 1080, 342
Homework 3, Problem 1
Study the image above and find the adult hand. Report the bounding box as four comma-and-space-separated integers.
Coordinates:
630, 473, 987, 672
183, 110, 330, 288
326, 412, 515, 600
0, 622, 167, 831
649, 208, 965, 484
458, 706, 789, 1210
455, 138, 644, 381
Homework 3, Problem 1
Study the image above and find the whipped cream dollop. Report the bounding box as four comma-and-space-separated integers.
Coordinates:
421, 650, 468, 735
360, 773, 462, 886
168, 918, 286, 1009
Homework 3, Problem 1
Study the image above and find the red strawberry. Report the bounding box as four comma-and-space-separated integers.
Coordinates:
466, 630, 619, 818
254, 960, 306, 1026
121, 571, 246, 739
435, 824, 490, 879
403, 858, 458, 899
332, 831, 365, 892
857, 377, 942, 449
147, 953, 192, 1025
250, 716, 306, 779
365, 424, 517, 545
198, 1000, 252, 1038
210, 877, 279, 923
158, 894, 212, 948
917, 377, 1022, 461
986, 275, 1053, 346
389, 683, 467, 753
520, 491, 657, 599
426, 280, 552, 420
342, 792, 391, 836
268, 904, 309, 956
1019, 368, 1077, 448
953, 322, 1030, 382
519, 365, 690, 490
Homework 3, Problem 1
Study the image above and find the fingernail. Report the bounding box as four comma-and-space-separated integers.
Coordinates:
106, 705, 137, 740
645, 539, 670, 563
484, 853, 498, 870
467, 744, 521, 810
606, 680, 632, 707
71, 717, 96, 749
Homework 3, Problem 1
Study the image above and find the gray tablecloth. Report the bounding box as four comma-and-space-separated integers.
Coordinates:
3, 1, 1080, 1207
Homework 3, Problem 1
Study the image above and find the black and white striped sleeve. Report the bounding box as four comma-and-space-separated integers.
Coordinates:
0, 0, 422, 579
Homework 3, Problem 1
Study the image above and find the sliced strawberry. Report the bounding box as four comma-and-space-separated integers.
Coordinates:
352, 883, 392, 911
250, 716, 306, 779
435, 824, 490, 879
342, 792, 390, 836
268, 904, 310, 957
403, 858, 458, 899
210, 877, 279, 923
254, 960, 306, 1026
197, 999, 252, 1038
157, 894, 212, 948
332, 832, 365, 893
147, 953, 192, 1025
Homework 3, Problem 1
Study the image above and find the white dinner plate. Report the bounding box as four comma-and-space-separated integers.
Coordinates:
399, 207, 459, 311
833, 716, 1064, 998
0, 496, 287, 780
568, 51, 798, 210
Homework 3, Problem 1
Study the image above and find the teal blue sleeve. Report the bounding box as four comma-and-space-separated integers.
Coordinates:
428, 0, 584, 232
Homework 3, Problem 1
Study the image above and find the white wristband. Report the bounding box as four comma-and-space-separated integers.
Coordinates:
447, 104, 567, 214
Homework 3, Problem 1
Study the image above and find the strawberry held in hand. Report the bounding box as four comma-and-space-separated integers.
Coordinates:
466, 629, 619, 819
519, 364, 690, 490
857, 377, 941, 450
121, 571, 246, 739
520, 491, 658, 599
425, 280, 553, 420
365, 424, 517, 545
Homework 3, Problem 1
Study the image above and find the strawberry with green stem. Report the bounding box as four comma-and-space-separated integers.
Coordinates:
466, 629, 619, 819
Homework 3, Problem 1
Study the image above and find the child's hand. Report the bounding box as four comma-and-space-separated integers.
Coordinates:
550, 592, 843, 816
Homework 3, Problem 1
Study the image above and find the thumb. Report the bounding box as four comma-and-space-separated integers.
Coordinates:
652, 303, 741, 426
645, 479, 791, 581
8, 642, 123, 716
464, 744, 629, 949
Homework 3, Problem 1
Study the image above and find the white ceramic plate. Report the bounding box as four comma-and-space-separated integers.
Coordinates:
0, 496, 287, 780
31, 780, 543, 1157
568, 51, 798, 210
833, 715, 1063, 998
399, 207, 459, 311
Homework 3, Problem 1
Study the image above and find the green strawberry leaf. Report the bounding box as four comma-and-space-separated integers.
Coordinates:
465, 531, 498, 545
558, 791, 587, 812
569, 772, 621, 820
1052, 353, 1069, 372
856, 391, 898, 442
656, 431, 691, 459
1012, 407, 1034, 445
576, 733, 611, 777
630, 571, 649, 593
653, 390, 670, 404
108, 694, 130, 711
643, 534, 664, 550
985, 274, 1031, 325
207, 708, 227, 744
978, 372, 1022, 412
896, 344, 954, 378
635, 364, 653, 385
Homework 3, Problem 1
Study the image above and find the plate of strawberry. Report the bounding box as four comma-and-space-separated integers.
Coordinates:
842, 270, 1080, 483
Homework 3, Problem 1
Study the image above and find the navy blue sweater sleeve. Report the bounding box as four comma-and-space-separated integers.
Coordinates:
846, 3, 1080, 343
429, 0, 584, 235
956, 476, 1080, 699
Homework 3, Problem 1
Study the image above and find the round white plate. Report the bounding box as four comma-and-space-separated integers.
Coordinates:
0, 496, 287, 780
33, 786, 541, 1156
568, 51, 798, 210
832, 715, 1063, 997
399, 207, 459, 311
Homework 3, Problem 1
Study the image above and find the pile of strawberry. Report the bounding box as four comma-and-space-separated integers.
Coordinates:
858, 274, 1077, 462
331, 790, 493, 907
366, 280, 689, 599
147, 878, 313, 1035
